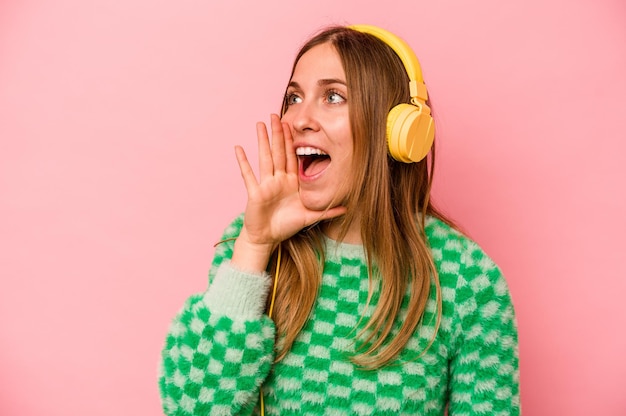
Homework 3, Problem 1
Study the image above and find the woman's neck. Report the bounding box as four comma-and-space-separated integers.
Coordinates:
322, 214, 362, 244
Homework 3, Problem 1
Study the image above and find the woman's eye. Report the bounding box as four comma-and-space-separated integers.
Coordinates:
326, 91, 345, 104
286, 93, 302, 105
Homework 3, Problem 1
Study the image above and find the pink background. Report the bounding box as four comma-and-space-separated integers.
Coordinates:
1, 0, 625, 414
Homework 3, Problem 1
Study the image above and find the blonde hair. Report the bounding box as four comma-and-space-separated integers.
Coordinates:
269, 26, 454, 369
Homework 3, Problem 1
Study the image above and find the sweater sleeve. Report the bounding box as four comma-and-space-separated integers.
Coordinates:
159, 215, 276, 416
448, 240, 520, 416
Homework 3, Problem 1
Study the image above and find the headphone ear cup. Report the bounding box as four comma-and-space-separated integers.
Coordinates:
386, 102, 435, 163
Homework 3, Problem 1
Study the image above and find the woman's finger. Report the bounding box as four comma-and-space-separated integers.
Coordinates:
256, 121, 273, 180
234, 145, 259, 194
270, 114, 286, 173
282, 121, 297, 176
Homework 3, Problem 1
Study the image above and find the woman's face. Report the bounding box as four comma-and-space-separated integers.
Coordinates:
282, 42, 354, 212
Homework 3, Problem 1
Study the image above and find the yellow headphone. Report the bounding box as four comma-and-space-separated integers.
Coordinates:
349, 24, 435, 163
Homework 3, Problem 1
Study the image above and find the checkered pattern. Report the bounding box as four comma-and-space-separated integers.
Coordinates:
159, 215, 520, 415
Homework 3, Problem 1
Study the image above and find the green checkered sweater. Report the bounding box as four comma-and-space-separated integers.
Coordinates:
159, 215, 520, 415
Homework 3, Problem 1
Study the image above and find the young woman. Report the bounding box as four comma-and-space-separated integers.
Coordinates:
159, 25, 520, 415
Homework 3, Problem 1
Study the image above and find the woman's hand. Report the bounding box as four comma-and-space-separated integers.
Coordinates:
231, 114, 345, 271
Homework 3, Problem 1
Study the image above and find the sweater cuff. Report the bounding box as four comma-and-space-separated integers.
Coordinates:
203, 262, 272, 318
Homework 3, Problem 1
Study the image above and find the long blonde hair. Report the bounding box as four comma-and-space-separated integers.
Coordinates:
269, 26, 454, 369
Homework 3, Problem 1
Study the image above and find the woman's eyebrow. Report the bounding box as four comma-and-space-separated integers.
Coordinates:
318, 78, 346, 86
288, 79, 347, 89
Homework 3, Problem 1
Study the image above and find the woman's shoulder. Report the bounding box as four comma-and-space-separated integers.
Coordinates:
220, 213, 245, 240
212, 213, 245, 250
425, 216, 505, 292
207, 214, 245, 281
425, 217, 516, 343
425, 215, 475, 260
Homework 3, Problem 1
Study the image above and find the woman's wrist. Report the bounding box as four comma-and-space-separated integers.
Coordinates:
231, 228, 275, 273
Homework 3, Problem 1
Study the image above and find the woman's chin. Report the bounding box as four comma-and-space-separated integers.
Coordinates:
301, 200, 330, 213
299, 184, 351, 213
299, 193, 334, 213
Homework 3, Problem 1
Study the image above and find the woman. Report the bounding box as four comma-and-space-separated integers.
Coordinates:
159, 25, 520, 415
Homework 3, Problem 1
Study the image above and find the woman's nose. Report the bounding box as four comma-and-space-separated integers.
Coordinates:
284, 101, 320, 134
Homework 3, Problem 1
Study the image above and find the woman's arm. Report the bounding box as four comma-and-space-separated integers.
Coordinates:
159, 266, 276, 415
159, 217, 276, 416
448, 240, 520, 415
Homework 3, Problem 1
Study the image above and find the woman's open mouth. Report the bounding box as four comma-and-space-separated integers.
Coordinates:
296, 146, 331, 178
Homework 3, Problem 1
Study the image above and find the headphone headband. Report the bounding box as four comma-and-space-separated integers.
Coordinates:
349, 24, 428, 103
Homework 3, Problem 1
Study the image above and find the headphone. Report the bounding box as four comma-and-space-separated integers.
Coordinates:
349, 25, 435, 163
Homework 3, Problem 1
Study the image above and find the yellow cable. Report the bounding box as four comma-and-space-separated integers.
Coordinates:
260, 244, 281, 416
268, 245, 281, 319
260, 387, 265, 415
